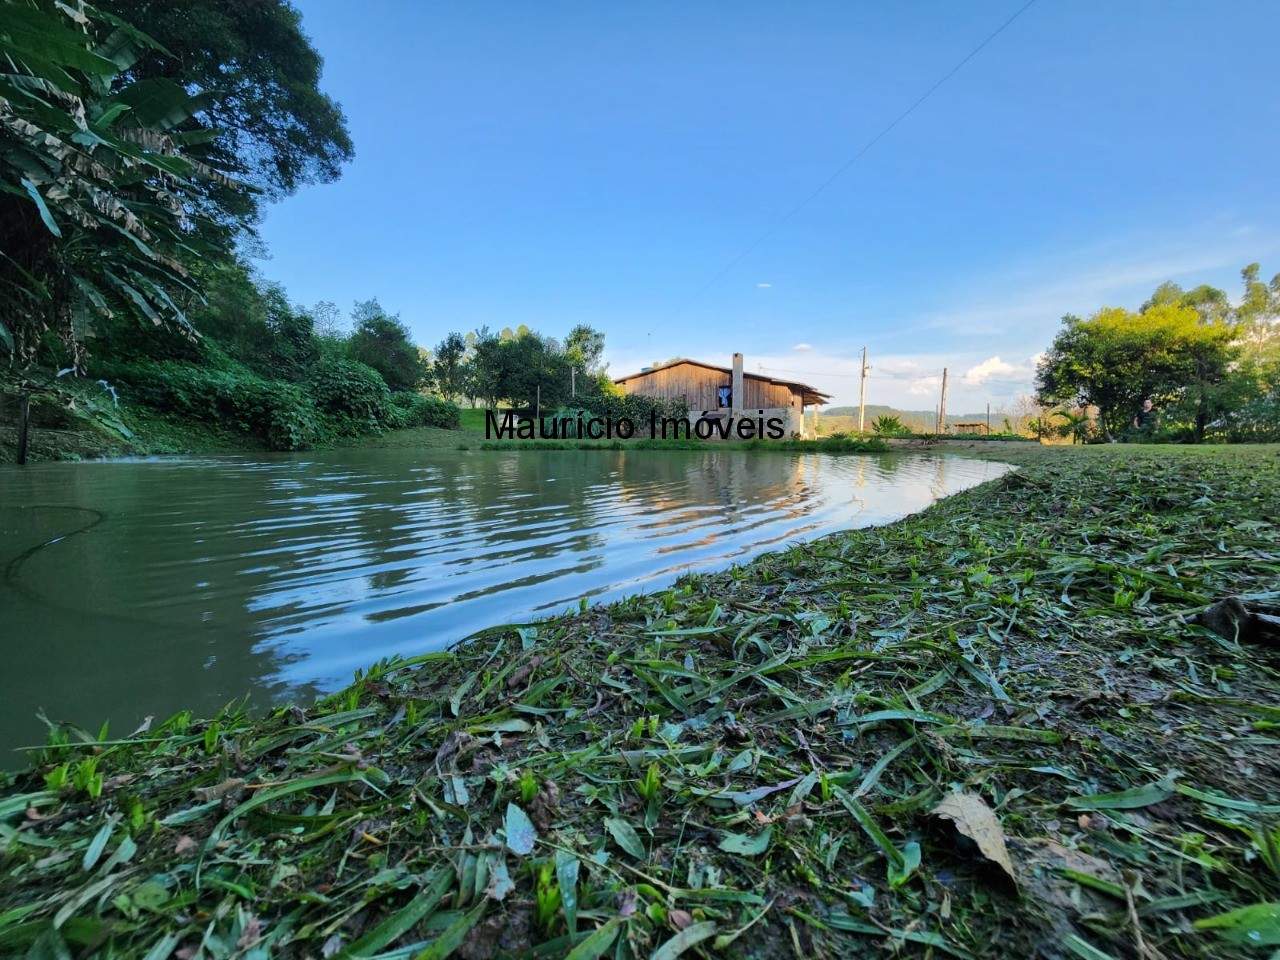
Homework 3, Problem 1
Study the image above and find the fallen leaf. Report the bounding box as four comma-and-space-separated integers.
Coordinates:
487, 856, 515, 902
931, 792, 1017, 884
604, 817, 646, 859
718, 824, 773, 856
528, 780, 560, 832
174, 835, 198, 857
668, 909, 694, 930
505, 803, 537, 856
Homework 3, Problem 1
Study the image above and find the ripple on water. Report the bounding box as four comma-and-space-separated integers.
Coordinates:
0, 448, 1010, 757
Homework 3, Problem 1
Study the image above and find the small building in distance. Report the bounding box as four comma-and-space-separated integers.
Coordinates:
614, 353, 829, 438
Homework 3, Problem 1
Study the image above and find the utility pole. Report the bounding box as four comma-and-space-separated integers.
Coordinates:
536, 384, 541, 420
857, 346, 869, 434
571, 368, 576, 398
938, 367, 948, 435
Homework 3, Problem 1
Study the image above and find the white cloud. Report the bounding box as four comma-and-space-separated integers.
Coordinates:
791, 342, 813, 351
962, 356, 1016, 384
756, 282, 772, 289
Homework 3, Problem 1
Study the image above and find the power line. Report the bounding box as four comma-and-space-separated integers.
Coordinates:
762, 366, 1032, 385
662, 0, 1041, 322
758, 365, 854, 378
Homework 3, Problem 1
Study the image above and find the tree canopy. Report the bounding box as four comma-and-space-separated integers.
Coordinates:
446, 325, 609, 411
347, 299, 425, 392
98, 0, 353, 231
1035, 303, 1237, 439
431, 332, 466, 402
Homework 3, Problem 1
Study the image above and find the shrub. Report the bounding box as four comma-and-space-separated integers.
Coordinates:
102, 359, 321, 450
308, 359, 391, 429
389, 391, 461, 430
871, 414, 911, 438
1213, 392, 1280, 443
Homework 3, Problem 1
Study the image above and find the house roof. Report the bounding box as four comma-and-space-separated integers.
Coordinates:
614, 358, 831, 406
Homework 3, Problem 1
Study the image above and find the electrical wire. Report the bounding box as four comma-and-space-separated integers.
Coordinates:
661, 0, 1041, 325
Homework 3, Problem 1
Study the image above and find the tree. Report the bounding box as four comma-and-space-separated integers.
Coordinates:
97, 0, 353, 235
1238, 263, 1280, 365
463, 327, 503, 408
310, 301, 344, 338
262, 285, 318, 380
500, 332, 571, 411
564, 324, 606, 374
0, 1, 252, 462
1035, 304, 1237, 440
347, 299, 425, 392
432, 332, 466, 402
0, 1, 243, 370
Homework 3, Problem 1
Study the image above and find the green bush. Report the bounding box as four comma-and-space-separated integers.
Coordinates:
389, 391, 461, 430
1212, 393, 1280, 443
871, 414, 911, 438
308, 359, 391, 429
101, 360, 322, 450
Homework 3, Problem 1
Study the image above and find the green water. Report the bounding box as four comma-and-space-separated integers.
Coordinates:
0, 448, 1008, 762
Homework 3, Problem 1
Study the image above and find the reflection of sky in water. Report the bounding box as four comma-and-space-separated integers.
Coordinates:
0, 450, 1010, 757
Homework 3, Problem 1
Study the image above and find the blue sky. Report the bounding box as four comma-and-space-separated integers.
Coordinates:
256, 0, 1280, 411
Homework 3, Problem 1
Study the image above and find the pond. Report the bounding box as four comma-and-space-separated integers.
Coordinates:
0, 448, 1010, 762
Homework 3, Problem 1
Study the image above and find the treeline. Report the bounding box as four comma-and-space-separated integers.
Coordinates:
1036, 265, 1280, 443
423, 325, 688, 429
427, 324, 607, 410
86, 258, 459, 450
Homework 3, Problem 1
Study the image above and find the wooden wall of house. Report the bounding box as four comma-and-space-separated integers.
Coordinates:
620, 364, 797, 410
742, 378, 795, 409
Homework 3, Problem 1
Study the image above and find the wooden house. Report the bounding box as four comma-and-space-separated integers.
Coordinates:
614, 354, 829, 438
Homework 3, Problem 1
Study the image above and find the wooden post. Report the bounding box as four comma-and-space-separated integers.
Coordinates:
571, 368, 576, 398
857, 346, 868, 434
938, 368, 948, 435
536, 384, 541, 421
731, 353, 744, 424
16, 393, 31, 466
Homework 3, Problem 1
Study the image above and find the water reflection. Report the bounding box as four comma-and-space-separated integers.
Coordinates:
0, 449, 1009, 759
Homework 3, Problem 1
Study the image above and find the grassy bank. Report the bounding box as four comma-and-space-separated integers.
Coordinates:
2, 400, 901, 461
2, 445, 1279, 959
0, 388, 466, 463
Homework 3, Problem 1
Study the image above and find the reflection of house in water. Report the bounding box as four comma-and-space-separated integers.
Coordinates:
614, 353, 829, 438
